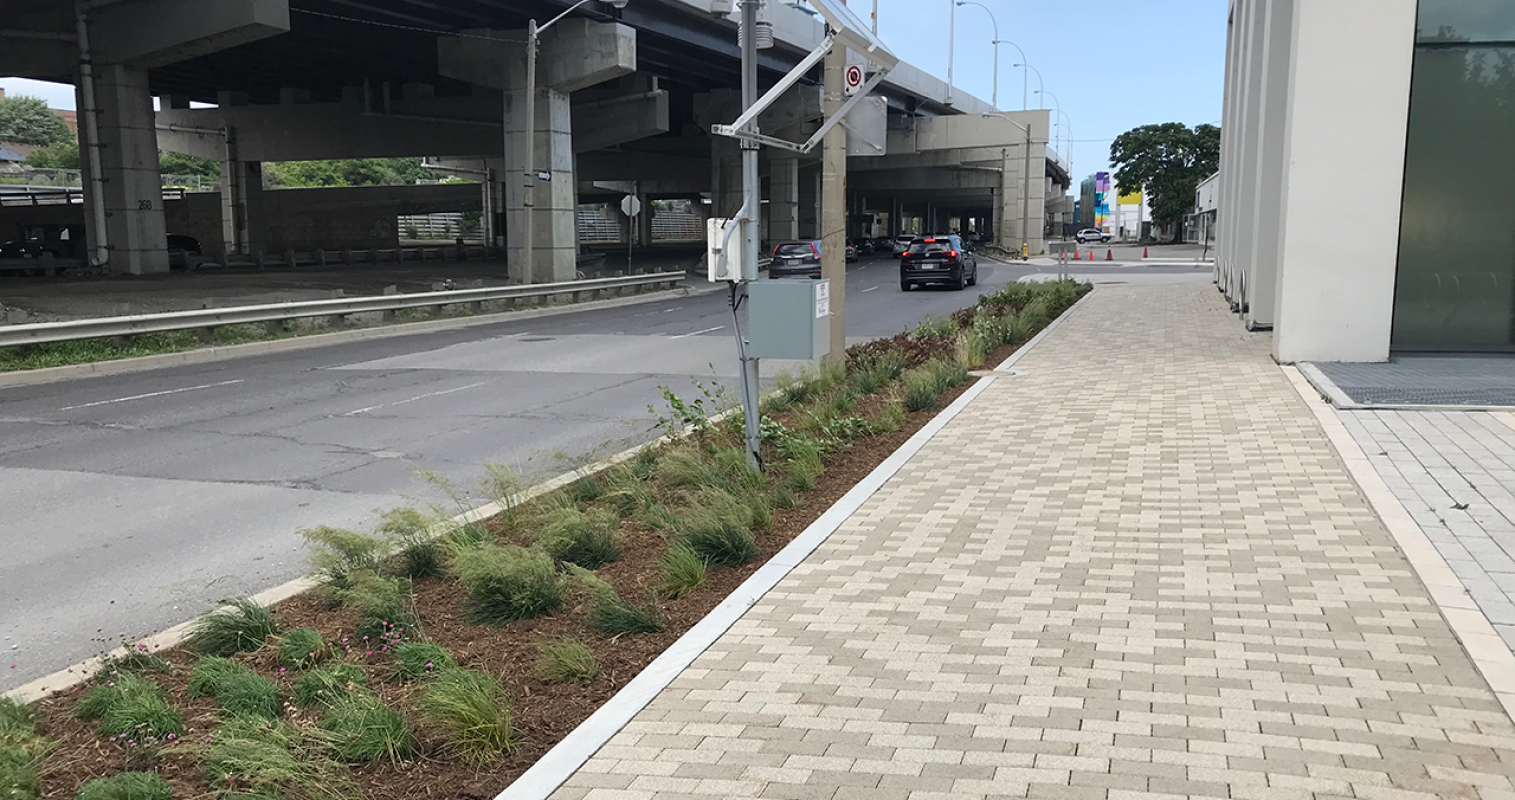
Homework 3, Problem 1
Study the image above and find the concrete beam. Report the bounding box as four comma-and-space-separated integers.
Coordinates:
91, 0, 289, 69
437, 21, 635, 93
851, 147, 1011, 172
577, 151, 709, 184
850, 167, 1003, 192
887, 109, 1049, 154
0, 37, 74, 78
571, 86, 670, 153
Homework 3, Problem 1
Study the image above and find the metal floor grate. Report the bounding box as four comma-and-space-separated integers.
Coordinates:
1311, 356, 1515, 408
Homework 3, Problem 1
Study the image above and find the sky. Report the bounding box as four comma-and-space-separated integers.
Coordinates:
1, 0, 1228, 179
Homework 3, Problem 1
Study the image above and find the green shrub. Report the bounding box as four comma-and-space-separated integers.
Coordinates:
75, 772, 173, 800
871, 398, 907, 435
659, 545, 707, 599
769, 484, 800, 510
955, 331, 988, 370
451, 545, 565, 625
587, 589, 664, 636
203, 715, 353, 800
186, 598, 278, 657
848, 349, 908, 394
0, 698, 33, 739
300, 526, 385, 588
783, 438, 825, 494
601, 465, 654, 517
376, 507, 444, 579
775, 371, 815, 405
392, 641, 455, 681
418, 669, 518, 764
292, 665, 368, 709
331, 571, 414, 641
318, 692, 416, 764
75, 673, 184, 741
535, 507, 620, 569
99, 651, 170, 676
653, 446, 728, 492
629, 446, 660, 481
441, 521, 493, 550
565, 474, 602, 504
677, 490, 759, 567
479, 463, 527, 522
0, 747, 42, 800
278, 628, 328, 669
532, 640, 597, 684
189, 658, 278, 718
901, 358, 967, 413
636, 502, 679, 531
909, 314, 956, 340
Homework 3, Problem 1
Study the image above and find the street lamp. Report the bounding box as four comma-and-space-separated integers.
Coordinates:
520, 0, 630, 280
982, 112, 1034, 260
1014, 62, 1045, 106
947, 0, 956, 104
1037, 89, 1064, 165
997, 40, 1030, 111
955, 1, 999, 110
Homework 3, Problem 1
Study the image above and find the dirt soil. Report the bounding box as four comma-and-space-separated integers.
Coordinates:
30, 337, 1031, 800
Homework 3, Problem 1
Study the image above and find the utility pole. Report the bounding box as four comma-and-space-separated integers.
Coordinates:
946, 0, 956, 105
821, 21, 848, 365
1023, 123, 1033, 258
736, 0, 763, 468
520, 18, 538, 283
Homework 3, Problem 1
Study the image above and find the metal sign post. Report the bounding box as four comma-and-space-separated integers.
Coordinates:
621, 192, 641, 274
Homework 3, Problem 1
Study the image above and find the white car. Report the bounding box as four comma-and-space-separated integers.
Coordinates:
1076, 228, 1111, 244
892, 234, 916, 256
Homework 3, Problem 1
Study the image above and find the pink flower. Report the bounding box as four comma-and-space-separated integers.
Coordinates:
425, 662, 434, 669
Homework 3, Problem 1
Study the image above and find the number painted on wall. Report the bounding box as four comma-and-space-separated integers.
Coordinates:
137, 200, 153, 210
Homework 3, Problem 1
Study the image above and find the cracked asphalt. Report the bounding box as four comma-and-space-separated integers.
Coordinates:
0, 255, 1209, 690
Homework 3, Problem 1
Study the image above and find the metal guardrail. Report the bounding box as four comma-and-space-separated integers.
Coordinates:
0, 271, 687, 348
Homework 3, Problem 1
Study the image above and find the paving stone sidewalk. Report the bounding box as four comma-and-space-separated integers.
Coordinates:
551, 284, 1515, 800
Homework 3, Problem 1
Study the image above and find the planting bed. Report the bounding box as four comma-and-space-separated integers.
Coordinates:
6, 281, 1089, 800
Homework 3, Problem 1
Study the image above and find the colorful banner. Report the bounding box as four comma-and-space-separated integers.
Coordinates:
1118, 188, 1143, 207
1095, 172, 1112, 230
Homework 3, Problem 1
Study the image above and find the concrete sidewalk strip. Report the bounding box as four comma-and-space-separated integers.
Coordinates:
546, 284, 1515, 800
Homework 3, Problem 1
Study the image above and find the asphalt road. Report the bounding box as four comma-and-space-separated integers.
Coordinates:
0, 254, 1209, 690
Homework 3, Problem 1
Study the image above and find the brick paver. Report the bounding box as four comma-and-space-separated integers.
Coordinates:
550, 284, 1515, 800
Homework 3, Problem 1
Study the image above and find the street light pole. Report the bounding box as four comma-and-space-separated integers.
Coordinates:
1015, 62, 1045, 105
983, 112, 1033, 259
521, 0, 611, 282
998, 40, 1029, 111
1038, 89, 1063, 166
947, 0, 956, 105
955, 1, 999, 110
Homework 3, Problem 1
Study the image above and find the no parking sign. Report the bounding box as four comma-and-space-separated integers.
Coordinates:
844, 64, 864, 96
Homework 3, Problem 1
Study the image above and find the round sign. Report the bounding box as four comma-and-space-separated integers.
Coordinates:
845, 65, 864, 94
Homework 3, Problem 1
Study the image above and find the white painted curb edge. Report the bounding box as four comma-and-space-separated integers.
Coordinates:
1282, 365, 1515, 722
994, 283, 1095, 373
496, 375, 998, 800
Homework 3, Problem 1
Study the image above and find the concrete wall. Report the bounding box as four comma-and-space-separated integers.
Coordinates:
1224, 0, 1417, 363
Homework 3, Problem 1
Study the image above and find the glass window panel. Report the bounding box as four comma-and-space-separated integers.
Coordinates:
1417, 0, 1515, 44
1393, 45, 1515, 349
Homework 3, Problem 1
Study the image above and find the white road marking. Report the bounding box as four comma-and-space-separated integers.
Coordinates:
59, 379, 245, 412
669, 325, 725, 340
342, 381, 490, 416
862, 286, 880, 293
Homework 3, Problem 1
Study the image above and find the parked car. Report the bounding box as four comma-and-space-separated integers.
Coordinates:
900, 234, 978, 291
872, 236, 893, 253
853, 238, 875, 256
0, 241, 57, 259
167, 233, 203, 271
845, 242, 857, 262
892, 234, 917, 257
1075, 227, 1111, 244
769, 240, 823, 278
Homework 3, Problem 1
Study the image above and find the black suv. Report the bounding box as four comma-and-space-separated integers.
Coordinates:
900, 234, 978, 291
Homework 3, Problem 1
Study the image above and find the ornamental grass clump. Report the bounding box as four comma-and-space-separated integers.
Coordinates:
568, 568, 663, 636
185, 598, 278, 657
331, 571, 415, 641
300, 526, 385, 588
658, 545, 706, 599
203, 715, 354, 800
318, 691, 416, 764
291, 665, 368, 709
532, 639, 598, 684
451, 545, 566, 625
278, 628, 329, 670
376, 507, 445, 579
392, 641, 455, 682
418, 668, 519, 764
676, 490, 759, 567
75, 772, 173, 800
534, 506, 620, 569
0, 697, 50, 800
74, 672, 184, 741
189, 657, 278, 719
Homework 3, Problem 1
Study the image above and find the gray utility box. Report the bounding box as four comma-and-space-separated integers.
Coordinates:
747, 279, 831, 360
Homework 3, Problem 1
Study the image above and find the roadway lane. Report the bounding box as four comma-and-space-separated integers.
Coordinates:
5, 253, 1109, 689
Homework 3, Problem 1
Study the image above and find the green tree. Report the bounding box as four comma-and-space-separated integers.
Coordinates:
0, 94, 73, 146
23, 140, 80, 169
262, 158, 427, 188
1109, 123, 1220, 242
159, 151, 221, 179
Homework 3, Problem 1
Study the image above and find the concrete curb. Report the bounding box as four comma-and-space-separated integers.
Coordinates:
0, 285, 699, 389
1282, 365, 1515, 722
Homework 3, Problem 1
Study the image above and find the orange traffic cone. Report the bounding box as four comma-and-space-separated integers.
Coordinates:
1073, 250, 1080, 260
1106, 249, 1113, 261
1143, 246, 1149, 259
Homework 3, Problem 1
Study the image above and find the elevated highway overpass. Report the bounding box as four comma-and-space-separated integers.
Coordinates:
1, 0, 1069, 278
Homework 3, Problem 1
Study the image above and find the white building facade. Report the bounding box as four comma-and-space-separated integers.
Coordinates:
1219, 0, 1515, 362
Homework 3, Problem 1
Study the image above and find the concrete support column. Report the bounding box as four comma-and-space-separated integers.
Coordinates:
1272, 0, 1415, 363
219, 154, 264, 257
79, 65, 168, 274
636, 193, 653, 247
798, 164, 821, 240
1242, 0, 1293, 330
505, 85, 576, 283
769, 155, 800, 243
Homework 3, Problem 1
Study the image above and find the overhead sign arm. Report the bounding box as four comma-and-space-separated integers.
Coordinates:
711, 0, 897, 156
